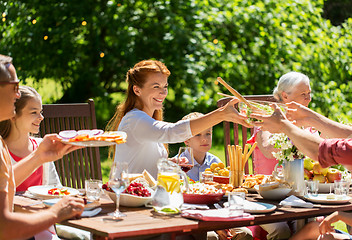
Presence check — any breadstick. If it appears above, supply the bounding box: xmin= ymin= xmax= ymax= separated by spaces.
xmin=237 ymin=145 xmax=242 ymax=185
xmin=232 ymin=145 xmax=237 ymax=186
xmin=245 ymin=142 xmax=257 ymax=163
xmin=242 ymin=144 xmax=249 ymax=168
xmin=227 ymin=145 xmax=233 ymax=172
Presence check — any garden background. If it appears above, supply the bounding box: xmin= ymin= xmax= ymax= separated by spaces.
xmin=1 ymin=0 xmax=352 ymax=177
xmin=1 ymin=0 xmax=352 ymax=231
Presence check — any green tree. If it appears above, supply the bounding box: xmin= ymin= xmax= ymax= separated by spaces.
xmin=1 ymin=0 xmax=351 ymax=130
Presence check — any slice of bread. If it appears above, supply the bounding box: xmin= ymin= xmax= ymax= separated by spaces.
xmin=142 ymin=170 xmax=157 ymax=188
xmin=128 ymin=173 xmax=144 ymax=182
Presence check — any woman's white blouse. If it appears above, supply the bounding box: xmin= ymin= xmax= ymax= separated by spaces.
xmin=114 ymin=109 xmax=192 ymax=178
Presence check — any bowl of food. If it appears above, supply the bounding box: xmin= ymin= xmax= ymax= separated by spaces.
xmin=183 ymin=182 xmax=224 ymax=204
xmin=183 ymin=192 xmax=224 ymax=205
xmin=103 ymin=180 xmax=154 ymax=207
xmin=213 ymin=175 xmax=230 ymax=184
xmin=255 ymin=182 xmax=292 ymax=200
xmin=239 ymin=101 xmax=286 ymax=124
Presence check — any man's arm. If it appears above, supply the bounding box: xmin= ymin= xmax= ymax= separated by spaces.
xmin=286 ymin=102 xmax=352 ymax=138
xmin=0 ymin=193 xmax=84 ymax=239
xmin=251 ymin=105 xmax=323 ymax=161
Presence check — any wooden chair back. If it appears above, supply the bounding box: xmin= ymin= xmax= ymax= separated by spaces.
xmin=39 ymin=99 xmax=102 ymax=188
xmin=217 ymin=95 xmax=277 ymax=174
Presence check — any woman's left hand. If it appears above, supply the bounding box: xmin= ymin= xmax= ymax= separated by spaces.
xmin=223 ymin=98 xmax=252 ymax=128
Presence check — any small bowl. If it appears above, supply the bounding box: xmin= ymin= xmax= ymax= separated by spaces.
xmin=183 ymin=192 xmax=224 ymax=204
xmin=255 ymin=185 xmax=292 ymax=200
xmin=103 ymin=189 xmax=153 ymax=207
xmin=213 ymin=176 xmax=230 ymax=184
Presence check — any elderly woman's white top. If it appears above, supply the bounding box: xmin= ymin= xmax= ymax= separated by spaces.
xmin=114 ymin=108 xmax=192 ymax=178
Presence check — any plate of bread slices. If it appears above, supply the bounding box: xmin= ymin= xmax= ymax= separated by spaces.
xmin=59 ymin=129 xmax=127 ymax=147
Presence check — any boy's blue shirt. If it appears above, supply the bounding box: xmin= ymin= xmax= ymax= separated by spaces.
xmin=177 ymin=151 xmax=221 ymax=181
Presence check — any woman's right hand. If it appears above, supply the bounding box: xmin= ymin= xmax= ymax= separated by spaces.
xmin=50 ymin=197 xmax=84 ymax=222
xmin=222 ymin=98 xmax=252 ymax=128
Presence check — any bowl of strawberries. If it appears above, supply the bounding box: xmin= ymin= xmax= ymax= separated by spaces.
xmin=102 ymin=180 xmax=153 ymax=207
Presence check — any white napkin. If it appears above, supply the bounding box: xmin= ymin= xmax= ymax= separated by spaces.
xmin=181 ymin=203 xmax=209 ymax=210
xmin=81 ymin=207 xmax=102 ymax=217
xmin=279 ymin=195 xmax=313 ymax=208
xmin=181 ymin=208 xmax=254 ymax=221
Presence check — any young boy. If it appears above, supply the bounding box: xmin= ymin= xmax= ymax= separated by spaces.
xmin=179 ymin=112 xmax=253 ymax=240
xmin=180 ymin=112 xmax=222 ymax=182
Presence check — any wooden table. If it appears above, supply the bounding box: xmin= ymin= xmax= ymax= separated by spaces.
xmin=14 ymin=192 xmax=352 ymax=240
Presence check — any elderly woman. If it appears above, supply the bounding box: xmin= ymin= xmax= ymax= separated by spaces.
xmin=251 ymin=71 xmax=313 ymax=175
xmin=247 ymin=72 xmax=313 ymax=240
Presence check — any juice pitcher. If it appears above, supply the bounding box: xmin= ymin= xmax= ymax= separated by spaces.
xmin=152 ymin=158 xmax=189 ymax=210
xmin=273 ymin=159 xmax=305 ymax=196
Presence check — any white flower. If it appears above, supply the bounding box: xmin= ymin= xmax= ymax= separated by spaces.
xmin=269 ymin=133 xmax=305 ymax=165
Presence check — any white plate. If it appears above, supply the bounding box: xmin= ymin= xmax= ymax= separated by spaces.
xmin=43 ymin=198 xmax=100 ymax=210
xmin=62 ymin=140 xmax=117 ymax=147
xmin=304 ymin=194 xmax=351 ymax=204
xmin=61 ymin=131 xmax=127 ymax=147
xmin=28 ymin=185 xmax=80 ymax=199
xmin=244 ymin=201 xmax=276 ymax=213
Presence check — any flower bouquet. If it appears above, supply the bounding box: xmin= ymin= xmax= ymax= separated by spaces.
xmin=268 ymin=133 xmax=305 ymax=165
xmin=269 ymin=133 xmax=306 ymax=195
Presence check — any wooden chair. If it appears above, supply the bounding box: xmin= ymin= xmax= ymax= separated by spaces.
xmin=217 ymin=95 xmax=277 ymax=174
xmin=39 ymin=99 xmax=102 ymax=189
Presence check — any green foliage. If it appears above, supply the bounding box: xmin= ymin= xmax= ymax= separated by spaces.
xmin=1 ymin=0 xmax=352 ymax=131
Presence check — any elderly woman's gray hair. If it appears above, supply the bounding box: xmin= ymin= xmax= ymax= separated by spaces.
xmin=273 ymin=72 xmax=310 ymax=102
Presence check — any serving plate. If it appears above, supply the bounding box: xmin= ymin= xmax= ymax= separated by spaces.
xmin=61 ymin=131 xmax=127 ymax=147
xmin=183 ymin=192 xmax=224 ymax=205
xmin=28 ymin=185 xmax=80 ymax=199
xmin=303 ymin=194 xmax=351 ymax=204
xmin=62 ymin=140 xmax=117 ymax=147
xmin=244 ymin=201 xmax=277 ymax=213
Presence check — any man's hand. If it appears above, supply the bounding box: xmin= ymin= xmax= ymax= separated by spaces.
xmin=285 ymin=102 xmax=314 ymax=128
xmin=35 ymin=134 xmax=83 ymax=164
xmin=250 ymin=104 xmax=289 ymax=133
xmin=319 ymin=211 xmax=339 ymax=235
xmin=50 ymin=197 xmax=84 ymax=222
